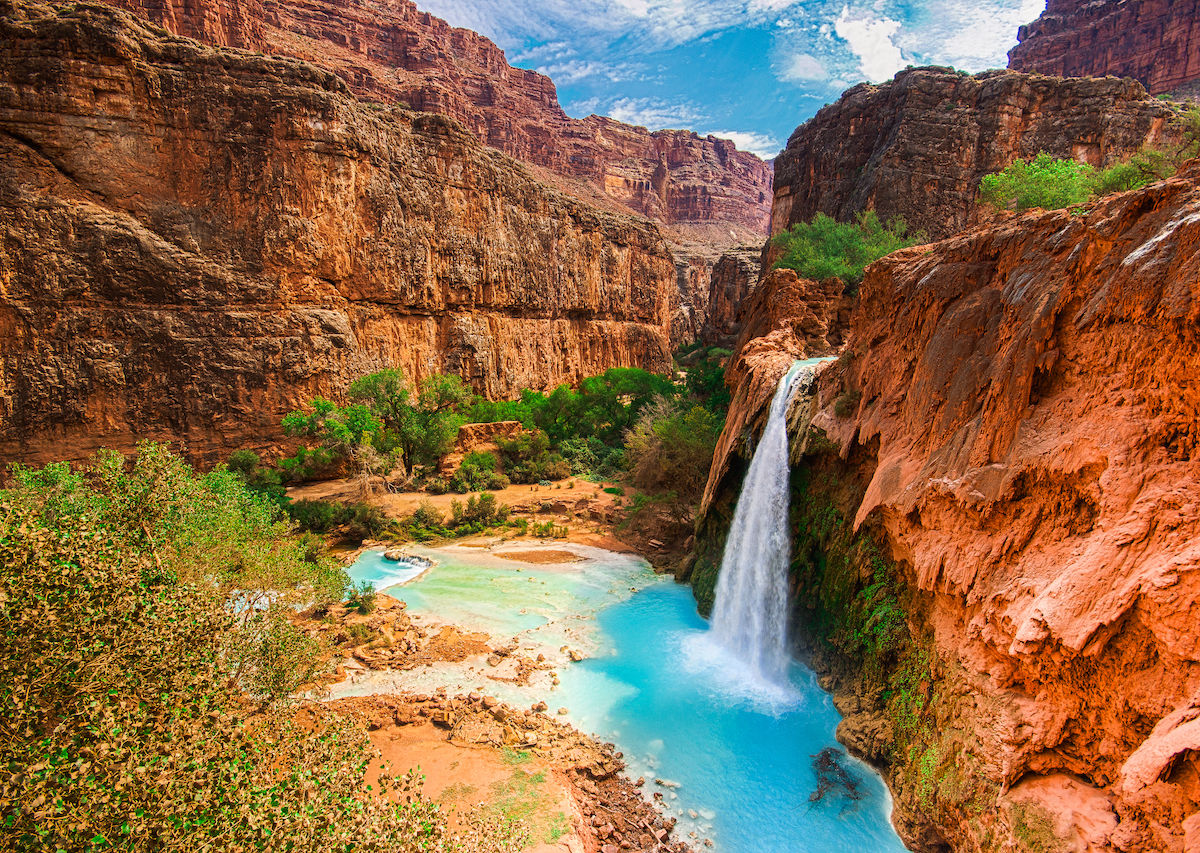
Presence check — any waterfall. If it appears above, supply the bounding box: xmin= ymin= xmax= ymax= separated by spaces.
xmin=709 ymin=361 xmax=810 ymax=683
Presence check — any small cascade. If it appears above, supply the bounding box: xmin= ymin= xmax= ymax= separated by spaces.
xmin=708 ymin=360 xmax=811 ymax=682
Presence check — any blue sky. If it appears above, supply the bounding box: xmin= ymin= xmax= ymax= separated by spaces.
xmin=418 ymin=0 xmax=1046 ymax=158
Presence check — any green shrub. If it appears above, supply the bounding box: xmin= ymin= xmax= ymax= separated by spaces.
xmin=0 ymin=446 xmax=530 ymax=853
xmin=496 ymin=430 xmax=570 ymax=484
xmin=979 ymin=152 xmax=1095 ymax=211
xmin=345 ymin=579 xmax=377 ymax=615
xmin=603 ymin=486 xmax=625 ymax=496
xmin=624 ymin=397 xmax=723 ymax=503
xmin=772 ymin=211 xmax=922 ymax=284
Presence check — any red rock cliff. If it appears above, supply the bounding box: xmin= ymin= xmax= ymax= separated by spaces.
xmin=704 ymin=169 xmax=1200 ymax=850
xmin=0 ymin=0 xmax=677 ymax=466
xmin=771 ymin=67 xmax=1177 ymax=241
xmin=102 ymin=0 xmax=773 ymax=239
xmin=1009 ymin=0 xmax=1200 ymax=96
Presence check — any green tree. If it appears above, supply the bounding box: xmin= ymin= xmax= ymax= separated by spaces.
xmin=772 ymin=211 xmax=922 ymax=284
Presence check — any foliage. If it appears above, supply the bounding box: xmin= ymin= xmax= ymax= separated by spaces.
xmin=494 ymin=430 xmax=570 ymax=484
xmin=345 ymin=579 xmax=377 ymax=615
xmin=557 ymin=437 xmax=624 ymax=479
xmin=771 ymin=211 xmax=922 ymax=284
xmin=8 ymin=444 xmax=348 ymax=611
xmin=624 ymin=397 xmax=723 ymax=503
xmin=0 ymin=445 xmax=523 ymax=852
xmin=683 ymin=346 xmax=732 ymax=415
xmin=981 ymin=118 xmax=1200 ymax=212
xmin=449 ymin=493 xmax=510 ymax=530
xmin=979 ymin=152 xmax=1096 ymax=211
xmin=449 ymin=451 xmax=508 ymax=493
xmin=285 ymin=499 xmax=388 ymax=542
xmin=282 ymin=398 xmax=384 ymax=457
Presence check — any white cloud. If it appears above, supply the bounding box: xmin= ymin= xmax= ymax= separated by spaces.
xmin=706 ymin=130 xmax=782 ymax=158
xmin=834 ymin=5 xmax=906 ymax=82
xmin=604 ymin=97 xmax=707 ymax=129
xmin=894 ymin=0 xmax=1046 ymax=70
xmin=780 ymin=51 xmax=828 ymax=82
xmin=535 ymin=59 xmax=640 ymax=83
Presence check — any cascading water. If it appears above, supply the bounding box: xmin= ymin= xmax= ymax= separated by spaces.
xmin=708 ymin=360 xmax=810 ymax=682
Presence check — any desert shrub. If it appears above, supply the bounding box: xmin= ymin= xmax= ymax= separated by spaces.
xmin=449 ymin=493 xmax=510 ymax=530
xmin=410 ymin=499 xmax=445 ymax=529
xmin=0 ymin=446 xmax=528 ymax=851
xmin=772 ymin=211 xmax=922 ymax=284
xmin=285 ymin=499 xmax=387 ymax=542
xmin=450 ymin=451 xmax=499 ymax=493
xmin=624 ymin=397 xmax=723 ymax=503
xmin=345 ymin=579 xmax=377 ymax=615
xmin=495 ymin=430 xmax=570 ymax=484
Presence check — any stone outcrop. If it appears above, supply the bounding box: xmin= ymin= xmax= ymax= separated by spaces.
xmin=771 ymin=67 xmax=1178 ymax=241
xmin=0 ymin=0 xmax=677 ymax=465
xmin=1009 ymin=0 xmax=1200 ymax=97
xmin=700 ymin=246 xmax=761 ymax=345
xmin=102 ymin=0 xmax=773 ymax=238
xmin=701 ymin=167 xmax=1200 ymax=850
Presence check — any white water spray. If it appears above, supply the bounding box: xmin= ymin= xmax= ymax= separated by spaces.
xmin=709 ymin=360 xmax=813 ymax=683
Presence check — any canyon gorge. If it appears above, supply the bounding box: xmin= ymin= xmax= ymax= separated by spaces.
xmin=3 ymin=0 xmax=1200 ymax=851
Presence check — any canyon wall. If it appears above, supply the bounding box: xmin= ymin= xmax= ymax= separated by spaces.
xmin=103 ymin=0 xmax=773 ymax=239
xmin=0 ymin=0 xmax=677 ymax=465
xmin=1009 ymin=0 xmax=1200 ymax=97
xmin=771 ymin=67 xmax=1177 ymax=241
xmin=699 ymin=168 xmax=1200 ymax=851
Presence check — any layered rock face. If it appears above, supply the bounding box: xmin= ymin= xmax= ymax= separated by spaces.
xmin=1009 ymin=0 xmax=1200 ymax=96
xmin=103 ymin=0 xmax=773 ymax=237
xmin=771 ymin=67 xmax=1177 ymax=241
xmin=0 ymin=0 xmax=676 ymax=465
xmin=703 ymin=169 xmax=1200 ymax=850
xmin=700 ymin=247 xmax=762 ymax=345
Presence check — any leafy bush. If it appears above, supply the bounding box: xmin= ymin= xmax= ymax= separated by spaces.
xmin=772 ymin=211 xmax=922 ymax=284
xmin=449 ymin=493 xmax=510 ymax=530
xmin=0 ymin=449 xmax=523 ymax=853
xmin=495 ymin=430 xmax=570 ymax=484
xmin=624 ymin=397 xmax=723 ymax=503
xmin=345 ymin=579 xmax=377 ymax=615
xmin=450 ymin=451 xmax=500 ymax=493
xmin=285 ymin=499 xmax=388 ymax=542
xmin=410 ymin=499 xmax=445 ymax=529
xmin=979 ymin=152 xmax=1096 ymax=211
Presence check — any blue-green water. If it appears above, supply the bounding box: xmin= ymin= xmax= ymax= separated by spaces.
xmin=344 ymin=545 xmax=908 ymax=853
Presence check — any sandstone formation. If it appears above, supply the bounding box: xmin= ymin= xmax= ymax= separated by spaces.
xmin=102 ymin=0 xmax=774 ymax=343
xmin=771 ymin=67 xmax=1178 ymax=241
xmin=0 ymin=0 xmax=677 ymax=465
xmin=1009 ymin=0 xmax=1200 ymax=96
xmin=700 ymin=246 xmax=762 ymax=345
xmin=102 ymin=0 xmax=773 ymax=238
xmin=701 ymin=168 xmax=1200 ymax=850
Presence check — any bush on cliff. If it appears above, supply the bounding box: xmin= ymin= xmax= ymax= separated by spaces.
xmin=979 ymin=152 xmax=1096 ymax=211
xmin=982 ymin=114 xmax=1200 ymax=211
xmin=0 ymin=443 xmax=522 ymax=853
xmin=771 ymin=211 xmax=922 ymax=285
